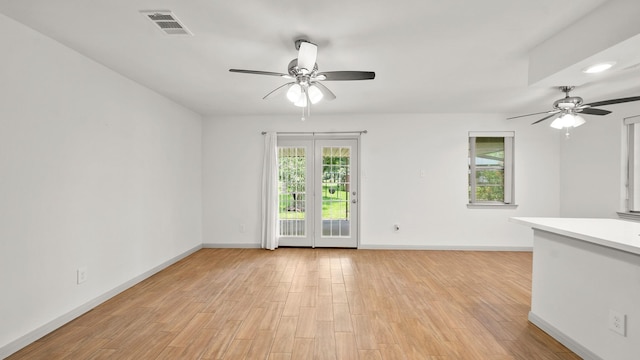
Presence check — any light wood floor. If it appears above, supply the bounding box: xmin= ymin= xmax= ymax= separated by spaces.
xmin=8 ymin=248 xmax=579 ymax=360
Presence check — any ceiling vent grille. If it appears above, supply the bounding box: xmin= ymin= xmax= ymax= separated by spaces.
xmin=141 ymin=11 xmax=192 ymax=36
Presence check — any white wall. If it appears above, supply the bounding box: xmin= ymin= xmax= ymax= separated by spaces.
xmin=559 ymin=101 xmax=639 ymax=217
xmin=0 ymin=14 xmax=202 ymax=354
xmin=203 ymin=113 xmax=561 ymax=249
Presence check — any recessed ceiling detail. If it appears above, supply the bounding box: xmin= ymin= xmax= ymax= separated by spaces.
xmin=140 ymin=10 xmax=192 ymax=36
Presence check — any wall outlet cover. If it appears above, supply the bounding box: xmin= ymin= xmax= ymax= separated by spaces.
xmin=77 ymin=267 xmax=88 ymax=284
xmin=608 ymin=309 xmax=626 ymax=337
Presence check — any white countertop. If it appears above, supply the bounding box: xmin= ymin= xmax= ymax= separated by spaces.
xmin=510 ymin=217 xmax=640 ymax=256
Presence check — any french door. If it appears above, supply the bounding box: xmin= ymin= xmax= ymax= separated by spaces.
xmin=277 ymin=138 xmax=359 ymax=248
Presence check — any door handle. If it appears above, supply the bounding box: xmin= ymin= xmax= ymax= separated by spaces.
xmin=352 ymin=199 xmax=357 ymax=204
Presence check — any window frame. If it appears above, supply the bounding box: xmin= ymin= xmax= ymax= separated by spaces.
xmin=468 ymin=131 xmax=516 ymax=208
xmin=619 ymin=115 xmax=640 ymax=220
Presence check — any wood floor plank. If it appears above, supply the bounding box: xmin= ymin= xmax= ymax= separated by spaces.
xmin=85 ymin=349 xmax=117 ymax=359
xmin=335 ymin=332 xmax=359 ymax=359
xmin=199 ymin=319 xmax=242 ymax=359
xmin=282 ymin=292 xmax=303 ymax=317
xmin=359 ymin=349 xmax=383 ymax=359
xmin=301 ymin=285 xmax=318 ymax=307
xmin=6 ymin=249 xmax=577 ymax=360
xmin=268 ymin=353 xmax=292 ymax=360
xmin=316 ymin=294 xmax=334 ymax=321
xmin=169 ymin=312 xmax=213 ymax=347
xmin=378 ymin=343 xmax=407 ymax=360
xmin=352 ymin=314 xmax=379 ymax=350
xmin=271 ymin=316 xmax=298 ymax=353
xmin=314 ymin=321 xmax=337 ymax=360
xmin=235 ymin=306 xmax=268 ymax=340
xmin=332 ymin=282 xmax=348 ymax=304
xmin=260 ymin=301 xmax=286 ymax=331
xmin=333 ymin=302 xmax=354 ymax=332
xmin=291 ymin=338 xmax=314 ymax=359
xmin=295 ymin=307 xmax=317 ymax=338
xmin=224 ymin=339 xmax=253 ymax=359
xmin=246 ymin=330 xmax=276 ymax=359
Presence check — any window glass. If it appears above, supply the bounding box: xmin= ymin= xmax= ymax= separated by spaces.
xmin=474 ymin=137 xmax=505 ymax=202
xmin=468 ymin=132 xmax=514 ymax=205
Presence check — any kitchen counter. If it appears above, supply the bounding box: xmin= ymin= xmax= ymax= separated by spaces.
xmin=511 ymin=217 xmax=640 ymax=360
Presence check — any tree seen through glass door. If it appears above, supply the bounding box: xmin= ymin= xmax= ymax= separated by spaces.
xmin=321 ymin=147 xmax=351 ymax=237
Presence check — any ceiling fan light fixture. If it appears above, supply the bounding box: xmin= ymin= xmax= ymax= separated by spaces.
xmin=294 ymin=95 xmax=308 ymax=108
xmin=286 ymin=83 xmax=302 ymax=103
xmin=550 ymin=113 xmax=586 ymax=129
xmin=308 ymin=85 xmax=323 ymax=104
xmin=582 ymin=62 xmax=616 ymax=74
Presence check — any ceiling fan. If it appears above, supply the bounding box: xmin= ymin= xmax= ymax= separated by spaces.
xmin=508 ymin=86 xmax=640 ymax=129
xmin=229 ymin=39 xmax=375 ymax=119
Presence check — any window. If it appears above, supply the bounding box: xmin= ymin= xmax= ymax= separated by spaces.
xmin=468 ymin=132 xmax=515 ymax=206
xmin=623 ymin=116 xmax=640 ymax=214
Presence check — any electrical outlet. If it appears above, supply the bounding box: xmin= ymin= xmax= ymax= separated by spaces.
xmin=77 ymin=267 xmax=87 ymax=284
xmin=608 ymin=309 xmax=626 ymax=336
xmin=239 ymin=224 xmax=246 ymax=233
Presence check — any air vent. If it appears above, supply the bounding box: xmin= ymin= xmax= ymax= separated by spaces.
xmin=141 ymin=10 xmax=192 ymax=36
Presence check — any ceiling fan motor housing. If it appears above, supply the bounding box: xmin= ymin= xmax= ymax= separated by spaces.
xmin=554 ymin=96 xmax=583 ymax=110
xmin=288 ymin=59 xmax=318 ymax=77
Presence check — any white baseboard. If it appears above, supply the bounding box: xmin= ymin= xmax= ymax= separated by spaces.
xmin=202 ymin=243 xmax=532 ymax=251
xmin=0 ymin=244 xmax=202 ymax=359
xmin=358 ymin=244 xmax=533 ymax=251
xmin=203 ymin=243 xmax=261 ymax=248
xmin=528 ymin=311 xmax=602 ymax=360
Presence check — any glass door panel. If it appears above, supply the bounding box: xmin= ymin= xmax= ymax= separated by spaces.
xmin=315 ymin=140 xmax=358 ymax=248
xmin=277 ymin=140 xmax=313 ymax=247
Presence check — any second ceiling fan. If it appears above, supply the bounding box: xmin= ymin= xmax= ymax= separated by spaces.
xmin=508 ymin=86 xmax=640 ymax=129
xmin=229 ymin=40 xmax=375 ymax=119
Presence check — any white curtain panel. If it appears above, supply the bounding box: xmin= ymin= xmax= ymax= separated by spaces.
xmin=261 ymin=132 xmax=279 ymax=250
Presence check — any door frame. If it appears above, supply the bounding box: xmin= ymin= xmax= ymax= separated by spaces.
xmin=313 ymin=139 xmax=359 ymax=248
xmin=276 ymin=135 xmax=361 ymax=248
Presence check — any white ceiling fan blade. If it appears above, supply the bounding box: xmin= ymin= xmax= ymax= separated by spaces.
xmin=297 ymin=41 xmax=317 ymax=72
xmin=229 ymin=69 xmax=291 ymax=78
xmin=263 ymin=82 xmax=295 ymax=100
xmin=312 ymin=82 xmax=336 ymax=101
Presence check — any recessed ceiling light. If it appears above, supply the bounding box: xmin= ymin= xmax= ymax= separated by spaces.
xmin=582 ymin=62 xmax=616 ymax=74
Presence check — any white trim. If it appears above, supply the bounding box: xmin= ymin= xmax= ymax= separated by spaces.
xmin=468 ymin=131 xmax=515 ymax=137
xmin=469 ymin=136 xmax=477 ymax=203
xmin=504 ymin=136 xmax=514 ymax=203
xmin=0 ymin=244 xmax=202 ymax=359
xmin=622 ymin=114 xmax=640 ymax=125
xmin=202 ymin=243 xmax=261 ymax=248
xmin=467 ymin=203 xmax=518 ymax=209
xmin=628 ymin=122 xmax=636 ymax=211
xmin=616 ymin=211 xmax=640 ymax=222
xmin=358 ymin=244 xmax=532 ymax=251
xmin=528 ymin=312 xmax=603 ymax=360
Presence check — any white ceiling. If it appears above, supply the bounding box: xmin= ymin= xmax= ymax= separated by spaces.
xmin=1 ymin=0 xmax=639 ymax=119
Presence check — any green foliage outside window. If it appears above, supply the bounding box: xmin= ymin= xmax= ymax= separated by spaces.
xmin=470 ymin=137 xmax=506 ymax=203
xmin=474 ymin=169 xmax=504 ymax=201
